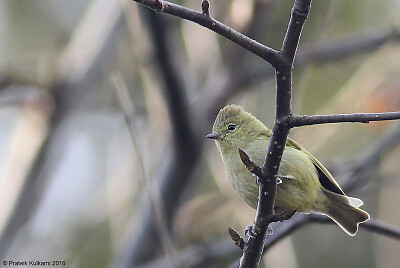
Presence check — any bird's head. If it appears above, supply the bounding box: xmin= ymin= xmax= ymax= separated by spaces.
xmin=207 ymin=105 xmax=267 ymax=151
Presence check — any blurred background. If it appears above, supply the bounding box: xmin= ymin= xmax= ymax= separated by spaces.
xmin=1 ymin=0 xmax=400 ymax=267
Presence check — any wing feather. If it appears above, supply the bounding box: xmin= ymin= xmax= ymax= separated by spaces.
xmin=286 ymin=137 xmax=345 ymax=195
xmin=261 ymin=131 xmax=345 ymax=195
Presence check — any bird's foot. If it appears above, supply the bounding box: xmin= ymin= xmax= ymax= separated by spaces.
xmin=267 ymin=225 xmax=274 ymax=235
xmin=244 ymin=224 xmax=257 ymax=238
xmin=255 ymin=175 xmax=295 ymax=186
xmin=245 ymin=224 xmax=274 ymax=237
xmin=277 ymin=175 xmax=296 ymax=181
xmin=254 ymin=177 xmax=266 ymax=187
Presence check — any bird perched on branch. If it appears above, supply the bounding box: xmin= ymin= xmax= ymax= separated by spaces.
xmin=207 ymin=104 xmax=369 ymax=236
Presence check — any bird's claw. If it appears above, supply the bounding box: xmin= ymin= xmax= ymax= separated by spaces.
xmin=276 ymin=175 xmax=295 ymax=185
xmin=254 ymin=177 xmax=266 ymax=186
xmin=277 ymin=175 xmax=295 ymax=180
xmin=254 ymin=175 xmax=294 ymax=186
xmin=244 ymin=225 xmax=257 ymax=238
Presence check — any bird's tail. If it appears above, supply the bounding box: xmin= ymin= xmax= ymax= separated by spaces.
xmin=323 ymin=189 xmax=370 ymax=236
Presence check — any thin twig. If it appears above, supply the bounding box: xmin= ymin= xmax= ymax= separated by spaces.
xmin=239 ymin=1 xmax=312 ymax=267
xmin=361 ymin=219 xmax=400 ymax=239
xmin=290 ymin=112 xmax=400 ymax=127
xmin=132 ymin=0 xmax=281 ymax=66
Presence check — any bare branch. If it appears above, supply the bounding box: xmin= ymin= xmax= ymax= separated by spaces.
xmin=281 ymin=0 xmax=312 ymax=63
xmin=290 ymin=111 xmax=400 ymax=127
xmin=239 ymin=1 xmax=312 ymax=267
xmin=361 ymin=219 xmax=400 ymax=239
xmin=122 ymin=1 xmax=284 ymax=265
xmin=132 ymin=0 xmax=281 ymax=66
xmin=229 ymin=214 xmax=310 ymax=268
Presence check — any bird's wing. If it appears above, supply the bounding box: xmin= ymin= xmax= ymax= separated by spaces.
xmin=261 ymin=130 xmax=345 ymax=195
xmin=286 ymin=137 xmax=345 ymax=195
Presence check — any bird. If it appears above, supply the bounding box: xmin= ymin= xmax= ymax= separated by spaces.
xmin=207 ymin=104 xmax=370 ymax=236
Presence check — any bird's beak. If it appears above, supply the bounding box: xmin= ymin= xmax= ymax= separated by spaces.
xmin=206 ymin=133 xmax=221 ymax=140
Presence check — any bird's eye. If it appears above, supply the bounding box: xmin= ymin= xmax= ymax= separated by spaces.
xmin=228 ymin=124 xmax=236 ymax=131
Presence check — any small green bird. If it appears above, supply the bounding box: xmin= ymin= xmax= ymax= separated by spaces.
xmin=207 ymin=104 xmax=369 ymax=236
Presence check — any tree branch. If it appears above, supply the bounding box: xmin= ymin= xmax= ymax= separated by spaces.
xmin=290 ymin=111 xmax=400 ymax=127
xmin=360 ymin=219 xmax=400 ymax=239
xmin=239 ymin=1 xmax=311 ymax=267
xmin=132 ymin=0 xmax=281 ymax=66
xmin=281 ymin=1 xmax=311 ymax=63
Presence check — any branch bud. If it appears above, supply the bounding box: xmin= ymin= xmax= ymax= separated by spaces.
xmin=201 ymin=0 xmax=210 ymax=16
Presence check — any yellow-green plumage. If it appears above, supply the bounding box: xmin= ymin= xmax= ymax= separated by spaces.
xmin=208 ymin=104 xmax=369 ymax=236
